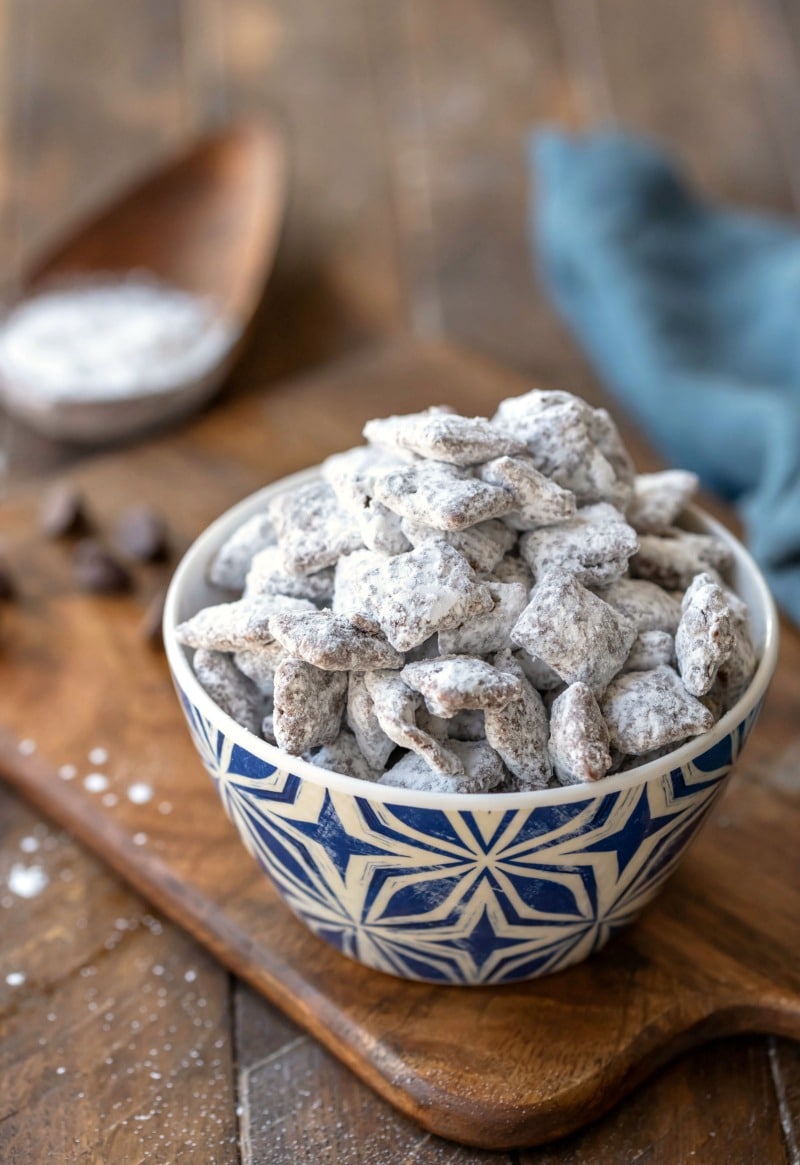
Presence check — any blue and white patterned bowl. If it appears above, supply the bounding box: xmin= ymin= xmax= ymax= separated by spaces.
xmin=164 ymin=470 xmax=779 ymax=985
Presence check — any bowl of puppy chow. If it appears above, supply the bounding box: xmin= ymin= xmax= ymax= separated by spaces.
xmin=164 ymin=390 xmax=778 ymax=985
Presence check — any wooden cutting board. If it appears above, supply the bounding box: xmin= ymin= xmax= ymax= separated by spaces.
xmin=1 ymin=340 xmax=799 ymax=1150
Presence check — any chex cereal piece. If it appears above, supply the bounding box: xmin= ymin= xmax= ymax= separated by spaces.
xmin=710 ymin=589 xmax=757 ymax=710
xmin=631 ymin=530 xmax=733 ymax=591
xmin=373 ymin=461 xmax=514 ymax=532
xmin=628 ymin=470 xmax=700 ymax=535
xmin=520 ymin=506 xmax=638 ymax=587
xmin=549 ymin=682 xmax=612 ymax=785
xmin=244 ymin=546 xmax=335 ymax=604
xmin=334 ymin=542 xmax=493 ymax=652
xmin=593 ymin=578 xmax=682 ymax=634
xmin=307 ymin=729 xmax=382 ymax=783
xmin=364 ymin=671 xmax=463 ymax=775
xmin=623 ymin=630 xmax=675 ymax=673
xmin=269 ymin=480 xmax=363 ymax=575
xmin=484 ymin=651 xmax=551 ymax=788
xmin=511 ymin=569 xmax=637 ymax=692
xmin=438 ymin=581 xmax=528 ymax=655
xmin=447 ymin=709 xmax=486 ymax=741
xmin=346 ymin=672 xmax=397 ymax=769
xmin=365 ymin=408 xmax=524 ymax=466
xmin=272 ymin=659 xmax=347 ymax=754
xmin=492 ymin=395 xmax=618 ymax=503
xmin=400 ymin=517 xmax=515 ymax=573
xmin=364 ymin=405 xmax=454 ymax=451
xmin=514 ymin=649 xmax=565 ymax=691
xmin=176 ymin=594 xmax=315 ymax=652
xmin=378 ymin=752 xmax=463 ymax=795
xmin=268 ymin=609 xmax=404 ymax=671
xmin=600 ymin=666 xmax=714 ymax=755
xmin=490 ymin=554 xmax=534 ymax=589
xmin=675 ymin=573 xmax=736 ymax=697
xmin=588 ymin=408 xmax=636 ymax=511
xmin=401 ymin=656 xmax=522 ymax=719
xmin=193 ymin=649 xmax=263 ymax=735
xmin=448 ymin=740 xmax=508 ymax=791
xmin=324 ymin=446 xmax=411 ymax=554
xmin=234 ymin=641 xmax=286 ymax=697
xmin=478 ymin=455 xmax=576 ymax=529
xmin=208 ymin=513 xmax=276 ymax=590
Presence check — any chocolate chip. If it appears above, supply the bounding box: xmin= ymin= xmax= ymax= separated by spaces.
xmin=114 ymin=505 xmax=169 ymax=562
xmin=140 ymin=586 xmax=168 ymax=648
xmin=39 ymin=483 xmax=90 ymax=539
xmin=71 ymin=539 xmax=132 ymax=594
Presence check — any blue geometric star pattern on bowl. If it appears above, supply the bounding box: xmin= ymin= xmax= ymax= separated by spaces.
xmin=177 ymin=686 xmax=762 ymax=984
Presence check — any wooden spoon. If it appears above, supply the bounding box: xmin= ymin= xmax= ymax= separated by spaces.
xmin=1 ymin=119 xmax=287 ymax=443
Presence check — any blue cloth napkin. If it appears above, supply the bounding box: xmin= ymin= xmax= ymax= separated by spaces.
xmin=530 ymin=128 xmax=800 ymax=623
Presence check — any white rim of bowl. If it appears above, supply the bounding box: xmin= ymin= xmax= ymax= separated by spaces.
xmin=164 ymin=467 xmax=780 ymax=811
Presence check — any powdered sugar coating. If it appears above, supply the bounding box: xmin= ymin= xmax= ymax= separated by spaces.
xmin=631 ymin=531 xmax=733 ymax=591
xmin=623 ymin=630 xmax=675 ymax=673
xmin=478 ymin=455 xmax=576 ymax=530
xmin=364 ymin=671 xmax=462 ymax=775
xmin=268 ymin=609 xmax=404 ymax=671
xmin=378 ymin=740 xmax=505 ymax=794
xmin=675 ymin=573 xmax=736 ymax=696
xmin=244 ymin=546 xmax=335 ymax=604
xmin=207 ymin=513 xmax=276 ymax=591
xmin=193 ymin=649 xmax=263 ymax=736
xmin=549 ymin=683 xmax=612 ymax=785
xmin=269 ymin=480 xmax=363 ymax=575
xmin=176 ymin=594 xmax=315 ymax=652
xmin=520 ymin=506 xmax=639 ymax=587
xmin=484 ymin=650 xmax=551 ymax=789
xmin=334 ymin=542 xmax=493 ymax=652
xmin=346 ymin=672 xmax=396 ymax=770
xmin=438 ymin=581 xmax=528 ymax=656
xmin=234 ymin=642 xmax=286 ymax=697
xmin=272 ymin=659 xmax=347 ymax=754
xmin=307 ymin=729 xmax=382 ymax=783
xmin=628 ymin=470 xmax=700 ymax=535
xmin=512 ymin=569 xmax=637 ymax=692
xmin=593 ymin=578 xmax=682 ymax=634
xmin=323 ymin=445 xmax=412 ymax=554
xmin=400 ymin=517 xmax=515 ymax=573
xmin=489 ymin=554 xmax=534 ymax=589
xmin=374 ymin=461 xmax=514 ymax=532
xmin=601 ymin=666 xmax=714 ymax=755
xmin=401 ymin=656 xmax=522 ymax=718
xmin=365 ymin=408 xmax=524 ymax=466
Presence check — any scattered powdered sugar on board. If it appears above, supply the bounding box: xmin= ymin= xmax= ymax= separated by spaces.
xmin=0 ymin=274 xmax=239 ymax=403
xmin=88 ymin=746 xmax=109 ymax=766
xmin=8 ymin=863 xmax=49 ymax=898
xmin=83 ymin=772 xmax=109 ymax=793
xmin=17 ymin=738 xmax=36 ymax=755
xmin=127 ymin=783 xmax=154 ymax=805
xmin=19 ymin=836 xmax=40 ymax=854
xmin=58 ymin=764 xmax=77 ymax=781
xmin=133 ymin=833 xmax=148 ymax=846
xmin=5 ymin=971 xmax=25 ymax=986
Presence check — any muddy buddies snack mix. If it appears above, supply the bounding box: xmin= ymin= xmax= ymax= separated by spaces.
xmin=178 ymin=388 xmax=759 ymax=792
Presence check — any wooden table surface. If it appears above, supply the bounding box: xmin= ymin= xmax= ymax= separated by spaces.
xmin=1 ymin=2 xmax=799 ymax=1162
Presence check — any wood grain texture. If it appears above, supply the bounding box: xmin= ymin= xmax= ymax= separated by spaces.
xmin=1 ymin=341 xmax=798 ymax=1150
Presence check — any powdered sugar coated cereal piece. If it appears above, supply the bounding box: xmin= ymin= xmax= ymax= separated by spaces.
xmin=244 ymin=546 xmax=335 ymax=604
xmin=588 ymin=408 xmax=636 ymax=511
xmin=549 ymin=683 xmax=612 ymax=785
xmin=207 ymin=513 xmax=276 ymax=590
xmin=709 ymin=588 xmax=757 ymax=710
xmin=601 ymin=666 xmax=714 ymax=755
xmin=478 ymin=455 xmax=576 ymax=529
xmin=628 ymin=470 xmax=700 ymax=535
xmin=176 ymin=594 xmax=315 ymax=652
xmin=483 ymin=650 xmax=551 ymax=789
xmin=346 ymin=672 xmax=396 ymax=770
xmin=364 ymin=671 xmax=463 ymax=775
xmin=268 ymin=609 xmax=404 ymax=671
xmin=593 ymin=578 xmax=682 ymax=634
xmin=193 ymin=649 xmax=263 ymax=735
xmin=631 ymin=530 xmax=733 ymax=591
xmin=438 ymin=581 xmax=528 ymax=655
xmin=520 ymin=506 xmax=638 ymax=587
xmin=334 ymin=542 xmax=493 ymax=652
xmin=489 ymin=554 xmax=534 ymax=589
xmin=374 ymin=461 xmax=514 ymax=532
xmin=272 ymin=659 xmax=347 ymax=754
xmin=401 ymin=656 xmax=522 ymax=718
xmin=675 ymin=573 xmax=736 ymax=696
xmin=511 ymin=569 xmax=637 ymax=692
xmin=233 ymin=641 xmax=286 ymax=697
xmin=269 ymin=480 xmax=363 ymax=575
xmin=513 ymin=648 xmax=565 ymax=691
xmin=323 ymin=445 xmax=412 ymax=554
xmin=365 ymin=408 xmax=524 ymax=466
xmin=378 ymin=751 xmax=464 ymax=795
xmin=307 ymin=729 xmax=382 ymax=783
xmin=400 ymin=517 xmax=514 ymax=573
xmin=446 ymin=709 xmax=486 ymax=741
xmin=378 ymin=741 xmax=504 ymax=794
xmin=448 ymin=740 xmax=508 ymax=791
xmin=623 ymin=630 xmax=675 ymax=673
xmin=364 ymin=405 xmax=455 ymax=452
